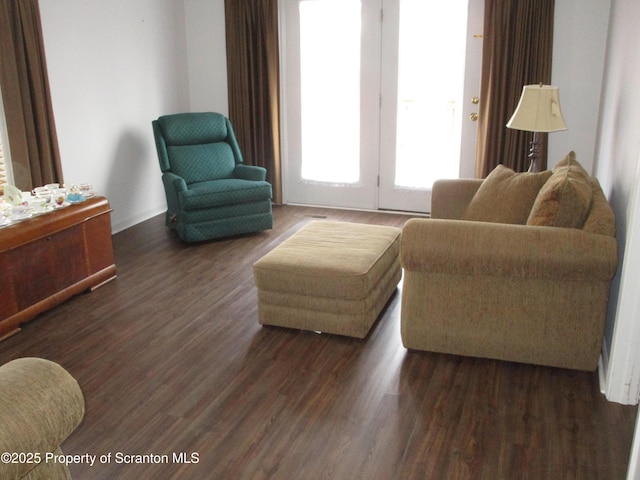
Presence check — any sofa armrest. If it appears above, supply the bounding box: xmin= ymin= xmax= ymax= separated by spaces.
xmin=431 ymin=178 xmax=483 ymax=219
xmin=0 ymin=358 xmax=85 ymax=479
xmin=234 ymin=164 xmax=267 ymax=182
xmin=400 ymin=218 xmax=618 ymax=282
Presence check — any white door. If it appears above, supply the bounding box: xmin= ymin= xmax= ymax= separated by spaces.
xmin=378 ymin=0 xmax=483 ymax=212
xmin=280 ymin=0 xmax=381 ymax=210
xmin=280 ymin=0 xmax=483 ymax=212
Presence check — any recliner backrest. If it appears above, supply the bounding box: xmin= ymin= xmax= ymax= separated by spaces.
xmin=153 ymin=112 xmax=244 ymax=183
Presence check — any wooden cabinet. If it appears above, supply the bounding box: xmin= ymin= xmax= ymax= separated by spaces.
xmin=0 ymin=196 xmax=116 ymax=340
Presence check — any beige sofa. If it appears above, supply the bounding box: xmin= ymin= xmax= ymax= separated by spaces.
xmin=0 ymin=358 xmax=85 ymax=479
xmin=400 ymin=152 xmax=618 ymax=371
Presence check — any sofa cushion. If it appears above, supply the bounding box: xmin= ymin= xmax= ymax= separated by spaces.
xmin=158 ymin=112 xmax=228 ymax=146
xmin=167 ymin=143 xmax=236 ymax=183
xmin=527 ymin=151 xmax=593 ymax=229
xmin=461 ymin=165 xmax=552 ymax=224
xmin=180 ymin=179 xmax=272 ymax=209
xmin=582 ymin=177 xmax=616 ymax=236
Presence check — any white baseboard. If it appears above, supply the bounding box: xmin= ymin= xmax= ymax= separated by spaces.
xmin=111 ymin=206 xmax=166 ymax=234
xmin=599 ymin=338 xmax=609 ymax=394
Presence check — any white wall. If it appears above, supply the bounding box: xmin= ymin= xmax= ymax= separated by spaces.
xmin=591 ymin=0 xmax=640 ymax=406
xmin=549 ymin=0 xmax=611 ymax=172
xmin=39 ymin=0 xmax=228 ymax=232
xmin=39 ymin=0 xmax=191 ymax=233
xmin=185 ymin=0 xmax=228 ymax=114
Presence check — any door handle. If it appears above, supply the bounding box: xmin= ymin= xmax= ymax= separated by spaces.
xmin=470 ymin=113 xmax=478 ymax=121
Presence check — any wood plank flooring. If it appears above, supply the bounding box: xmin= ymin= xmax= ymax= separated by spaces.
xmin=0 ymin=204 xmax=637 ymax=479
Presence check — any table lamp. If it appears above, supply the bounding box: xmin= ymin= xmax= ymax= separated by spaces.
xmin=506 ymin=84 xmax=568 ymax=172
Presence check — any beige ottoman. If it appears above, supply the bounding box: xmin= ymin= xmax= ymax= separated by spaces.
xmin=252 ymin=221 xmax=401 ymax=338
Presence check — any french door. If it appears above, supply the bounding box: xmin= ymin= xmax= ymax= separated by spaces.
xmin=280 ymin=0 xmax=483 ymax=213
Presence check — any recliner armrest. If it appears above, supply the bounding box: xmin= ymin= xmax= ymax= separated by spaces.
xmin=234 ymin=164 xmax=267 ymax=182
xmin=162 ymin=171 xmax=187 ymax=192
xmin=400 ymin=218 xmax=618 ymax=282
xmin=162 ymin=172 xmax=187 ymax=211
xmin=0 ymin=358 xmax=85 ymax=479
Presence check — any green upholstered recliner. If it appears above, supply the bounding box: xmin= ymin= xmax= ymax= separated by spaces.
xmin=152 ymin=112 xmax=273 ymax=242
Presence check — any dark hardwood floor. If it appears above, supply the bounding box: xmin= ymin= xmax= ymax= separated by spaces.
xmin=0 ymin=204 xmax=637 ymax=479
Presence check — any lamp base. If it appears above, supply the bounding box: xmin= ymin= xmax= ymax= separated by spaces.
xmin=527 ymin=132 xmax=541 ymax=172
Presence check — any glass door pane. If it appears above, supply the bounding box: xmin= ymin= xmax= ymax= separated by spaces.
xmin=299 ymin=0 xmax=361 ymax=183
xmin=394 ymin=0 xmax=467 ymax=189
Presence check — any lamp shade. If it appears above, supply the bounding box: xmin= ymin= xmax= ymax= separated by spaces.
xmin=506 ymin=84 xmax=568 ymax=132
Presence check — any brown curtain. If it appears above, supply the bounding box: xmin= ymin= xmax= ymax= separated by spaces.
xmin=475 ymin=0 xmax=555 ymax=177
xmin=224 ymin=0 xmax=282 ymax=204
xmin=0 ymin=0 xmax=62 ymax=190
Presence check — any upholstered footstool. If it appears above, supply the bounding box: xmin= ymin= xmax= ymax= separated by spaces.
xmin=252 ymin=221 xmax=401 ymax=338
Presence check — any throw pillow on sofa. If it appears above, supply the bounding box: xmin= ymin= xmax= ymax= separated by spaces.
xmin=527 ymin=151 xmax=593 ymax=229
xmin=461 ymin=165 xmax=552 ymax=224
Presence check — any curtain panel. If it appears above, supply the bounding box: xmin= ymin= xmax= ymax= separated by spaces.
xmin=0 ymin=0 xmax=62 ymax=190
xmin=224 ymin=0 xmax=282 ymax=204
xmin=475 ymin=0 xmax=555 ymax=177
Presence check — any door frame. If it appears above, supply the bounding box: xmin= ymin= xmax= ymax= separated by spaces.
xmin=458 ymin=0 xmax=484 ymax=179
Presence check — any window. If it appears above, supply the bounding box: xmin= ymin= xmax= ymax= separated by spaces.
xmin=0 ymin=84 xmax=13 ymax=187
xmin=0 ymin=137 xmax=7 ymax=187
